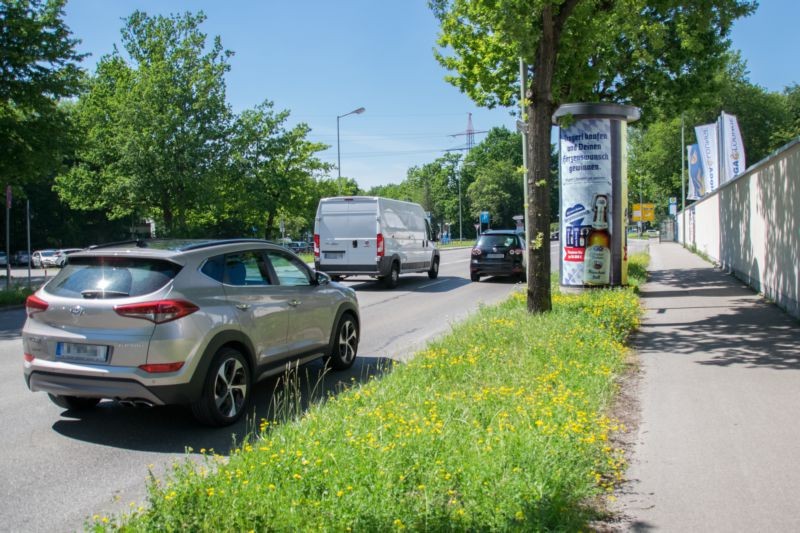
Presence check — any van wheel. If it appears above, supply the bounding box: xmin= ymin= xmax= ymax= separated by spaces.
xmin=326 ymin=313 xmax=359 ymax=370
xmin=191 ymin=347 xmax=251 ymax=427
xmin=383 ymin=262 xmax=400 ymax=289
xmin=470 ymin=272 xmax=480 ymax=282
xmin=48 ymin=394 xmax=100 ymax=411
xmin=428 ymin=257 xmax=439 ymax=279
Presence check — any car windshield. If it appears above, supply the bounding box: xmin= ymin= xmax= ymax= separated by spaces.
xmin=45 ymin=257 xmax=182 ymax=299
xmin=40 ymin=251 xmax=56 ymax=257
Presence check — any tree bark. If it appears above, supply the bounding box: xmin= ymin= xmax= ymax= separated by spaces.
xmin=525 ymin=6 xmax=559 ymax=313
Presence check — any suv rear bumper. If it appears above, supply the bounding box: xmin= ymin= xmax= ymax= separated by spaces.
xmin=26 ymin=370 xmax=195 ymax=406
xmin=315 ymin=256 xmax=394 ymax=277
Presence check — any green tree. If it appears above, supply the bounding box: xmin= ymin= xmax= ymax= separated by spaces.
xmin=0 ymin=0 xmax=85 ymax=188
xmin=431 ymin=0 xmax=755 ymax=313
xmin=467 ymin=159 xmax=523 ymax=228
xmin=220 ymin=100 xmax=331 ymax=240
xmin=629 ymin=53 xmax=793 ymax=216
xmin=55 ymin=11 xmax=231 ymax=236
xmin=771 ymin=83 xmax=800 ymax=148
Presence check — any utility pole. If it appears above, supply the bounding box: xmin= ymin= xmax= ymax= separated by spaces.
xmin=447 ymin=113 xmax=488 ymax=240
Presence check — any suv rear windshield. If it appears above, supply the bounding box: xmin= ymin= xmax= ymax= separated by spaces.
xmin=44 ymin=257 xmax=181 ymax=299
xmin=477 ymin=234 xmax=519 ymax=248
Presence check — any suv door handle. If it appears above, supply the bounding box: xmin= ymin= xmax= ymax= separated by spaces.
xmin=235 ymin=304 xmax=250 ymax=311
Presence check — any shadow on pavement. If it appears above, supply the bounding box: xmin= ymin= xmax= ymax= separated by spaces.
xmin=50 ymin=355 xmax=395 ymax=454
xmin=636 ymin=267 xmax=800 ymax=371
xmin=0 ymin=307 xmax=25 ymax=339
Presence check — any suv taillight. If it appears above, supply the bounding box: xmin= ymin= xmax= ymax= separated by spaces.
xmin=376 ymin=233 xmax=384 ymax=257
xmin=313 ymin=234 xmax=320 ymax=258
xmin=114 ymin=300 xmax=199 ymax=324
xmin=25 ymin=294 xmax=49 ymax=317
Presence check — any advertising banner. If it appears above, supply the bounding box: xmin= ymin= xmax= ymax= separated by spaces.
xmin=695 ymin=123 xmax=719 ymax=193
xmin=560 ymin=118 xmax=612 ymax=286
xmin=721 ymin=112 xmax=746 ymax=183
xmin=687 ymin=143 xmax=705 ymax=199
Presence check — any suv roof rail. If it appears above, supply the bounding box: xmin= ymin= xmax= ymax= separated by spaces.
xmin=87 ymin=239 xmax=147 ymax=250
xmin=179 ymin=238 xmax=269 ymax=251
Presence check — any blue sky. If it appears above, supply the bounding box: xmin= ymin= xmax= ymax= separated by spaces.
xmin=64 ymin=1 xmax=798 ymax=190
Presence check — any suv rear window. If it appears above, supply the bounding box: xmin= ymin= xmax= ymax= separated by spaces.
xmin=477 ymin=234 xmax=519 ymax=248
xmin=44 ymin=257 xmax=181 ymax=299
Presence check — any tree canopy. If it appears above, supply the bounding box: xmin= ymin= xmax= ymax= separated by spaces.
xmin=0 ymin=0 xmax=85 ymax=188
xmin=431 ymin=0 xmax=756 ymax=312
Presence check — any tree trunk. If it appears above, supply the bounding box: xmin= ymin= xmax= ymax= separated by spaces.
xmin=525 ymin=7 xmax=558 ymax=314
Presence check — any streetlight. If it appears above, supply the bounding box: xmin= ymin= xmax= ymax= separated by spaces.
xmin=336 ymin=107 xmax=365 ymax=194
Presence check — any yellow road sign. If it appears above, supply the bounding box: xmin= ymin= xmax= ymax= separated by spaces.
xmin=631 ymin=203 xmax=655 ymax=222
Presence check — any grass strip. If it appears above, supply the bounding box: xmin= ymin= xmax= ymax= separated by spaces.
xmin=96 ymin=254 xmax=648 ymax=532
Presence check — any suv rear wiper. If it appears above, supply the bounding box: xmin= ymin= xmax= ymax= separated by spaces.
xmin=81 ymin=289 xmax=130 ymax=299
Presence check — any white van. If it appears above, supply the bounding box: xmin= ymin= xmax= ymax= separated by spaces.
xmin=314 ymin=196 xmax=440 ymax=288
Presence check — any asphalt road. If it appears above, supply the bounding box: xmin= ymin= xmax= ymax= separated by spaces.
xmin=0 ymin=245 xmax=561 ymax=532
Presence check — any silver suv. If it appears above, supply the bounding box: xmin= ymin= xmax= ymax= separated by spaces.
xmin=22 ymin=239 xmax=360 ymax=426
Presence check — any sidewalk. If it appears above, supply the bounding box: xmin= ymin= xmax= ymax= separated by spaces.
xmin=616 ymin=242 xmax=800 ymax=531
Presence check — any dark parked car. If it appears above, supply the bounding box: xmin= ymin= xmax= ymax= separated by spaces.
xmin=14 ymin=250 xmax=31 ymax=266
xmin=23 ymin=238 xmax=360 ymax=426
xmin=286 ymin=241 xmax=311 ymax=254
xmin=469 ymin=230 xmax=526 ymax=282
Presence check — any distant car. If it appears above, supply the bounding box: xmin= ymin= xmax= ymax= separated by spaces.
xmin=550 ymin=230 xmax=559 ymax=241
xmin=0 ymin=252 xmax=7 ymax=267
xmin=14 ymin=250 xmax=31 ymax=266
xmin=286 ymin=241 xmax=310 ymax=254
xmin=32 ymin=249 xmax=58 ymax=268
xmin=645 ymin=229 xmax=660 ymax=238
xmin=470 ymin=229 xmax=526 ymax=282
xmin=54 ymin=248 xmax=83 ymax=267
xmin=22 ymin=238 xmax=360 ymax=426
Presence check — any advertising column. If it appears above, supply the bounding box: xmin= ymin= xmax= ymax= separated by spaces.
xmin=553 ymin=103 xmax=640 ymax=288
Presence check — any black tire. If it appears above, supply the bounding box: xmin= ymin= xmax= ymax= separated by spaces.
xmin=382 ymin=262 xmax=400 ymax=289
xmin=427 ymin=257 xmax=440 ymax=279
xmin=470 ymin=272 xmax=480 ymax=282
xmin=48 ymin=394 xmax=100 ymax=411
xmin=191 ymin=347 xmax=252 ymax=427
xmin=326 ymin=313 xmax=359 ymax=370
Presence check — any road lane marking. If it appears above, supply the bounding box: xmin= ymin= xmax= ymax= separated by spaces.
xmin=442 ymin=259 xmax=470 ymax=265
xmin=417 ymin=280 xmax=448 ymax=290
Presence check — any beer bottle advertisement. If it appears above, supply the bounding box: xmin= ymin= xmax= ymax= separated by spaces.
xmin=559 ymin=118 xmax=613 ymax=286
xmin=584 ymin=194 xmax=611 ymax=284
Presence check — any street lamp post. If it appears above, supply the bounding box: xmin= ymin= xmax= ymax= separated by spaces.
xmin=336 ymin=107 xmax=365 ymax=194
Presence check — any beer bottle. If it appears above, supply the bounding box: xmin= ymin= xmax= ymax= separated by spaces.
xmin=584 ymin=194 xmax=611 ymax=285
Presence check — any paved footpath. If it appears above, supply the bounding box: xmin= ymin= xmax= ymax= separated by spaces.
xmin=616 ymin=242 xmax=800 ymax=531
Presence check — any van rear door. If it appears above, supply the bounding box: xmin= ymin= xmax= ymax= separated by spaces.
xmin=318 ymin=198 xmax=378 ymax=271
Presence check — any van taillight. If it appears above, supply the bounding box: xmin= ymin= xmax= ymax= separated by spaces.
xmin=114 ymin=300 xmax=199 ymax=324
xmin=313 ymin=234 xmax=320 ymax=258
xmin=25 ymin=294 xmax=49 ymax=317
xmin=376 ymin=233 xmax=385 ymax=257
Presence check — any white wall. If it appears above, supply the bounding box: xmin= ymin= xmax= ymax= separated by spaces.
xmin=677 ymin=139 xmax=800 ymax=318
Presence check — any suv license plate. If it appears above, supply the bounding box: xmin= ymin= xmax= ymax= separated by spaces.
xmin=56 ymin=342 xmax=109 ymax=363
xmin=487 ymin=253 xmax=504 ymax=259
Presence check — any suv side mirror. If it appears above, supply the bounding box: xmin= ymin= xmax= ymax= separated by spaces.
xmin=315 ymin=271 xmax=331 ymax=286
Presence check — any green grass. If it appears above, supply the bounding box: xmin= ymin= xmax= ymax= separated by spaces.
xmin=93 ymin=255 xmax=648 ymax=532
xmin=0 ymin=284 xmax=35 ymax=306
xmin=437 ymin=239 xmax=474 ymax=249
